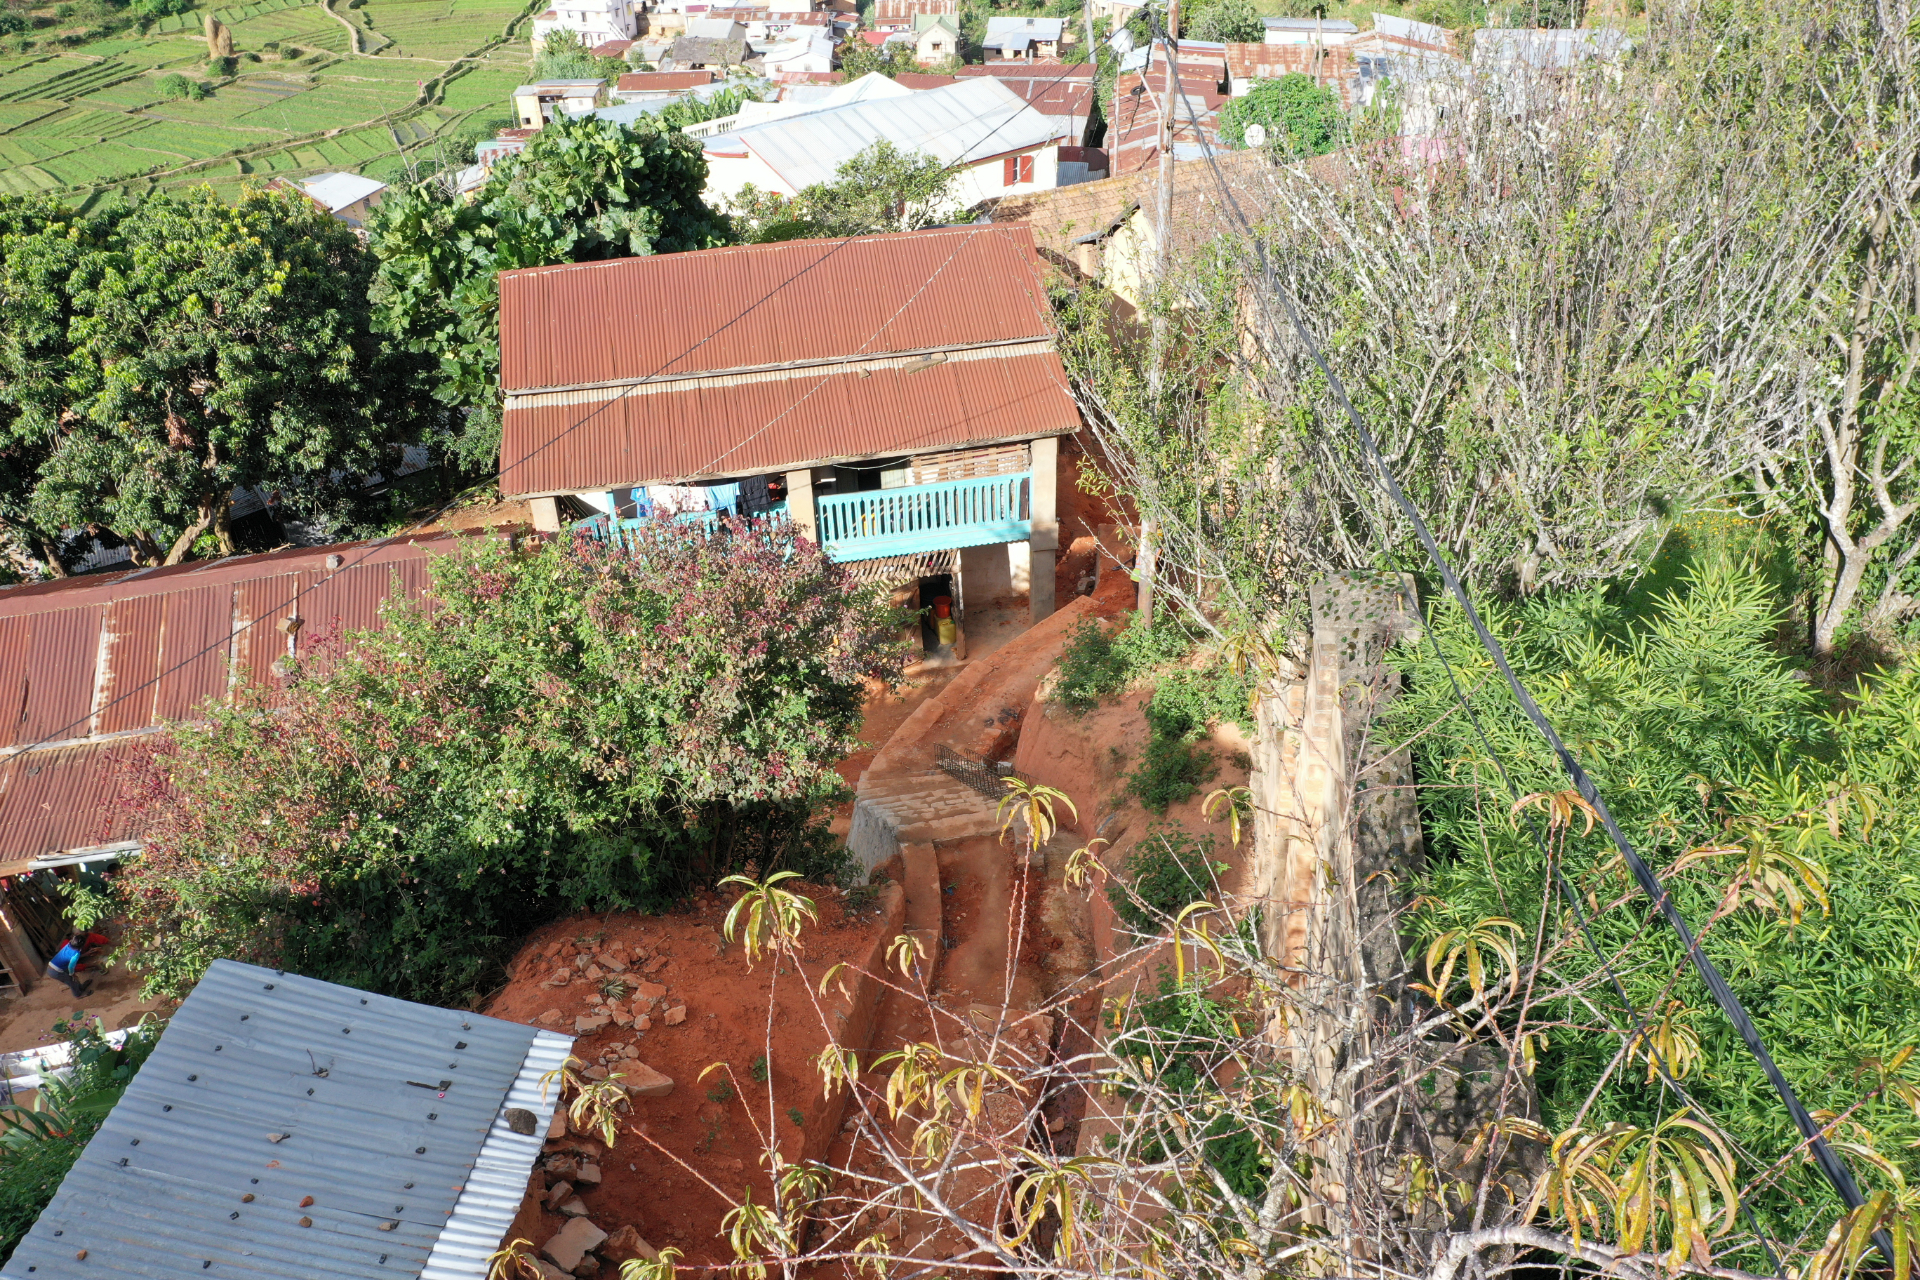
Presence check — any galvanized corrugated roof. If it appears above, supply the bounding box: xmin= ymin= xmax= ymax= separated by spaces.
xmin=496 ymin=225 xmax=1081 ymax=496
xmin=0 ymin=535 xmax=456 ymax=867
xmin=0 ymin=959 xmax=565 ymax=1280
xmin=713 ymin=77 xmax=1060 ymax=192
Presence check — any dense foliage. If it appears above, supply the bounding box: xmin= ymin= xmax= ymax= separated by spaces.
xmin=0 ymin=1015 xmax=162 ymax=1263
xmin=0 ymin=187 xmax=433 ymax=571
xmin=724 ymin=141 xmax=960 ymax=244
xmin=1218 ymin=74 xmax=1343 ymax=157
xmin=1394 ymin=560 xmax=1920 ymax=1242
xmin=120 ymin=523 xmax=904 ymax=1004
xmin=366 ymin=114 xmax=730 ymax=473
xmin=1108 ymin=822 xmax=1226 ymax=936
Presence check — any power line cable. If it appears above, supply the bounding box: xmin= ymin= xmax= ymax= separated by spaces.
xmin=1133 ymin=3 xmax=1883 ymax=1261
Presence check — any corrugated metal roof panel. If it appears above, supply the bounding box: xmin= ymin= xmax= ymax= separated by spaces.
xmin=0 ymin=741 xmax=142 ymax=875
xmin=500 ymin=224 xmax=1054 ymax=394
xmin=0 ymin=536 xmax=462 ymax=863
xmin=421 ymin=1030 xmax=574 ymax=1279
xmin=1 ymin=959 xmax=555 ymax=1280
xmin=724 ymin=77 xmax=1059 ymax=191
xmin=19 ymin=606 xmax=104 ymax=744
xmin=502 ymin=346 xmax=1080 ymax=493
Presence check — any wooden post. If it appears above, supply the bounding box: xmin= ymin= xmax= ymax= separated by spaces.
xmin=784 ymin=469 xmax=818 ymax=543
xmin=1028 ymin=436 xmax=1059 ymax=625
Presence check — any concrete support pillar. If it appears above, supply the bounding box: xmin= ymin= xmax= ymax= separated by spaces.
xmin=1029 ymin=435 xmax=1059 ymax=625
xmin=785 ymin=469 xmax=817 ymax=543
xmin=529 ymin=496 xmax=563 ymax=533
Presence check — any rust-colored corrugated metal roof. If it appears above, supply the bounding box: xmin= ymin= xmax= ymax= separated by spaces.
xmin=615 ymin=70 xmax=718 ymax=91
xmin=0 ymin=534 xmax=460 ymax=866
xmin=1223 ymin=42 xmax=1363 ymax=106
xmin=496 ymin=225 xmax=1082 ymax=495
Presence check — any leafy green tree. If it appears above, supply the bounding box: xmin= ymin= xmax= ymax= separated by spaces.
xmin=532 ymin=27 xmax=627 ymax=81
xmin=725 ymin=140 xmax=958 ymax=244
xmin=0 ymin=186 xmax=432 ymax=570
xmin=836 ymin=37 xmax=918 ymax=80
xmin=1393 ymin=559 xmax=1920 ymax=1245
xmin=656 ymin=82 xmax=763 ymax=130
xmin=119 ymin=523 xmax=905 ymax=1004
xmin=367 ymin=112 xmax=730 ymax=473
xmin=1186 ymin=0 xmax=1263 ymax=44
xmin=1218 ymin=73 xmax=1342 ymax=156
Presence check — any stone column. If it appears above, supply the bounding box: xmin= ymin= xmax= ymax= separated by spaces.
xmin=1028 ymin=435 xmax=1059 ymax=625
xmin=784 ymin=469 xmax=817 ymax=542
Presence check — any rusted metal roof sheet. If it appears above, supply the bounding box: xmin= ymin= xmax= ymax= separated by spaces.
xmin=0 ymin=534 xmax=461 ymax=865
xmin=497 ymin=225 xmax=1082 ymax=495
xmin=614 ymin=69 xmax=718 ymax=92
xmin=0 ymin=740 xmax=143 ymax=870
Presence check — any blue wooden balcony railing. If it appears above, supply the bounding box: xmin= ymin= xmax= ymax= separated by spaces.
xmin=816 ymin=471 xmax=1031 ymax=562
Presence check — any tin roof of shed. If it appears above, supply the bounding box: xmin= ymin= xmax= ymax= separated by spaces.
xmin=0 ymin=533 xmax=458 ymax=868
xmin=0 ymin=959 xmax=572 ymax=1280
xmin=496 ymin=224 xmax=1081 ymax=496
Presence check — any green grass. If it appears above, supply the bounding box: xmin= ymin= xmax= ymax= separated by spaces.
xmin=0 ymin=0 xmax=536 ymax=200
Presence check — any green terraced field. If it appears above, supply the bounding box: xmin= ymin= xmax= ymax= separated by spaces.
xmin=0 ymin=0 xmax=536 ymax=202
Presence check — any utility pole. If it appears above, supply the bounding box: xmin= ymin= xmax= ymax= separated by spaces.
xmin=1139 ymin=0 xmax=1177 ymax=628
xmin=1313 ymin=2 xmax=1325 ymax=88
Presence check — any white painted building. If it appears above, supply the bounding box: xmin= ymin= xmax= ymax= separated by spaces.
xmin=531 ymin=0 xmax=637 ymax=50
xmin=698 ymin=76 xmax=1063 ymax=208
xmin=759 ymin=29 xmax=835 ymax=75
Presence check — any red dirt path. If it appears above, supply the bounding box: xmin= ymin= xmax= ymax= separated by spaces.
xmin=484 ymin=886 xmax=889 ymax=1270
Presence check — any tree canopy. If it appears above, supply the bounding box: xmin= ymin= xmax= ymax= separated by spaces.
xmin=118 ymin=522 xmax=904 ymax=1003
xmin=724 ymin=140 xmax=959 ymax=244
xmin=0 ymin=185 xmax=432 ymax=572
xmin=1218 ymin=73 xmax=1343 ymax=155
xmin=367 ymin=113 xmax=730 ymax=474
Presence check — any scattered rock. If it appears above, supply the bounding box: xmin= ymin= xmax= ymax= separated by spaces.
xmin=601 ymin=1225 xmax=661 ymax=1264
xmin=299 ymin=1196 xmax=315 ymax=1208
xmin=599 ymin=954 xmax=628 ymax=972
xmin=611 ymin=1013 xmax=633 ymax=1029
xmin=543 ymin=1218 xmax=607 ymax=1272
xmin=505 ymin=1108 xmax=538 ymax=1136
xmin=529 ymin=1260 xmax=570 ymax=1280
xmin=584 ymin=964 xmax=603 ymax=981
xmin=642 ymin=956 xmax=667 ymax=974
xmin=544 ymin=941 xmax=564 ymax=958
xmin=574 ymin=1014 xmax=611 ymax=1034
xmin=635 ymin=981 xmax=667 ymax=1000
xmin=557 ymin=1198 xmax=591 ymax=1218
xmin=583 ymin=1065 xmax=609 ymax=1081
xmin=545 ymin=1156 xmax=580 ymax=1183
xmin=622 ymin=1059 xmax=675 ymax=1105
xmin=572 ymin=1256 xmax=601 ymax=1278
xmin=663 ymin=1006 xmax=687 ymax=1026
xmin=636 ymin=1015 xmax=651 ymax=1031
xmin=548 ymin=1109 xmax=569 ymax=1140
xmin=573 ymin=1161 xmax=603 ymax=1190
xmin=537 ymin=1009 xmax=564 ymax=1025
xmin=545 ymin=1180 xmax=575 ymax=1209
xmin=1047 ymin=1115 xmax=1067 ymax=1134
xmin=266 ymin=1133 xmax=289 ymax=1144
xmin=298 ymin=1217 xmax=313 ymax=1229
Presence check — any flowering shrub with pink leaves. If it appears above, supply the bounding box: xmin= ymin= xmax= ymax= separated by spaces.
xmin=118 ymin=520 xmax=905 ymax=1002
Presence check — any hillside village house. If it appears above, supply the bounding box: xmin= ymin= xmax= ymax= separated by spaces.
xmin=511 ymin=78 xmax=607 ymax=126
xmin=982 ymin=14 xmax=1066 ymax=59
xmin=871 ymin=0 xmax=953 ymax=30
xmin=532 ymin=0 xmax=638 ymax=50
xmin=0 ymin=536 xmax=450 ymax=994
xmin=494 ymin=225 xmax=1082 ymax=637
xmin=286 ymin=171 xmax=388 ymax=229
xmin=695 ymin=77 xmax=1064 ymax=206
xmin=911 ymin=12 xmax=959 ymax=63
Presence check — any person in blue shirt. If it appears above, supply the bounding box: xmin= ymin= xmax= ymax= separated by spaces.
xmin=46 ymin=931 xmax=106 ymax=1000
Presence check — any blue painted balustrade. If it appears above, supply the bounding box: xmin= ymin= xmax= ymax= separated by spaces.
xmin=815 ymin=471 xmax=1032 ymax=562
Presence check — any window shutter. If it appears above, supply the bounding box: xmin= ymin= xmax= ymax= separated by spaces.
xmin=1003 ymin=155 xmax=1018 ymax=185
xmin=1015 ymin=154 xmax=1034 ymax=183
